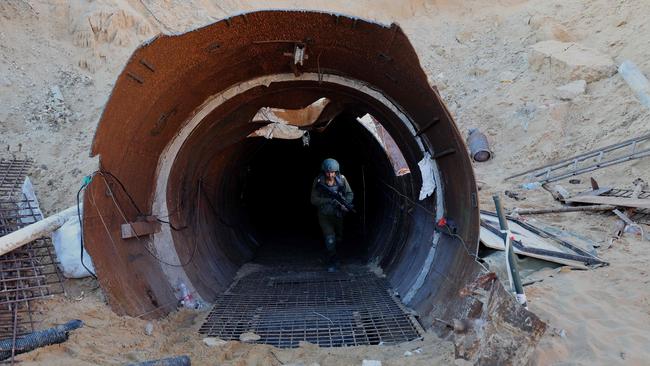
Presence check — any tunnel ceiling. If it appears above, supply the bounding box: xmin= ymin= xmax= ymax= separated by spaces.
xmin=84 ymin=10 xmax=481 ymax=323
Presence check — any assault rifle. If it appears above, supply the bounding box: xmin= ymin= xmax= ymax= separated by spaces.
xmin=317 ymin=182 xmax=356 ymax=213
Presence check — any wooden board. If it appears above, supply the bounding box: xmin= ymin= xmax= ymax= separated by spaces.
xmin=564 ymin=195 xmax=650 ymax=209
xmin=479 ymin=213 xmax=603 ymax=268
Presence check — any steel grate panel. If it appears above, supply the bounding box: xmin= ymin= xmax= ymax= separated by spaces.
xmin=200 ymin=267 xmax=423 ymax=348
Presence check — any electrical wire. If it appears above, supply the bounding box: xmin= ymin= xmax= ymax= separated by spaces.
xmin=76 ymin=181 xmax=97 ymax=279
xmin=97 ymin=173 xmax=198 ymax=267
xmin=378 ymin=177 xmax=489 ymax=272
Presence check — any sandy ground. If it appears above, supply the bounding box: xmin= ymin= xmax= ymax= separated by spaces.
xmin=1 ymin=0 xmax=650 ymax=364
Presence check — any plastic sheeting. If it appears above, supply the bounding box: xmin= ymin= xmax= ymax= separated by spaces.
xmin=417 ymin=153 xmax=436 ymax=200
xmin=52 ymin=211 xmax=95 ymax=278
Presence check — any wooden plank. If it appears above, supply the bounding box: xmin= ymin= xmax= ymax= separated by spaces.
xmin=564 ymin=195 xmax=650 ymax=209
xmin=121 ymin=221 xmax=161 ymax=239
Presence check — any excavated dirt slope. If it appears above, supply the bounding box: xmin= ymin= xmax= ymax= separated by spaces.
xmin=1 ymin=0 xmax=650 ymax=364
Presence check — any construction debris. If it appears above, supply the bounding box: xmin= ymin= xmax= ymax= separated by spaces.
xmin=618 ymin=60 xmax=650 ymax=109
xmin=480 ymin=211 xmax=606 ymax=268
xmin=505 ymin=133 xmax=650 ymax=184
xmin=453 ymin=273 xmax=546 ymax=364
xmin=564 ymin=195 xmax=650 ymax=209
xmin=0 ymin=157 xmax=65 ymax=363
xmin=512 ymin=204 xmax=616 ymax=215
xmin=466 ymin=128 xmax=492 ymax=162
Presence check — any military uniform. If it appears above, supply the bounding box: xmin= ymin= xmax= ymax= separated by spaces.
xmin=310 ymin=162 xmax=353 ymax=267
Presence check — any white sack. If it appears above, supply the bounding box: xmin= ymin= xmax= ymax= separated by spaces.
xmin=52 ymin=214 xmax=95 ymax=278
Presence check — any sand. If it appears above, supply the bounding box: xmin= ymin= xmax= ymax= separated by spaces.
xmin=1 ymin=0 xmax=650 ymax=364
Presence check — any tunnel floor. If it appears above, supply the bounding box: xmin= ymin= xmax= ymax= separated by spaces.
xmin=198 ymin=246 xmax=425 ymax=348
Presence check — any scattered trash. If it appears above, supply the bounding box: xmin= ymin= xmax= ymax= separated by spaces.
xmin=403 ymin=350 xmax=413 ymax=356
xmin=361 ymin=360 xmax=382 ymax=366
xmin=521 ymin=182 xmax=543 ymax=190
xmin=239 ymin=332 xmax=261 ymax=343
xmin=618 ymin=60 xmax=650 ymax=109
xmin=126 ymin=355 xmax=191 ymax=366
xmin=52 ymin=211 xmax=95 ymax=278
xmin=0 ymin=319 xmax=83 ymax=361
xmin=612 ymin=209 xmax=645 ymax=240
xmin=144 ymin=322 xmax=154 ymax=336
xmin=569 ymin=178 xmax=581 ymax=184
xmin=202 ymin=337 xmax=227 ymax=347
xmin=177 ymin=283 xmax=198 ymax=309
xmin=546 ymin=184 xmax=571 ymax=201
xmin=504 ymin=190 xmax=525 ymax=201
xmin=552 ymin=327 xmax=567 ymax=338
xmin=467 ymin=128 xmax=492 ymax=162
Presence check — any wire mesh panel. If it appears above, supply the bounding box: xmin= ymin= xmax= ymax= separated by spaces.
xmin=0 ymin=157 xmax=65 ymax=341
xmin=199 ymin=267 xmax=423 ymax=348
xmin=0 ymin=158 xmax=32 ymax=201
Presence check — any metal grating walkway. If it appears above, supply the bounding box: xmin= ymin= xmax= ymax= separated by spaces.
xmin=199 ymin=266 xmax=424 ymax=348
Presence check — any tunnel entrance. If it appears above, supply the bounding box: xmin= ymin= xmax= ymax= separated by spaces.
xmin=242 ymin=111 xmax=399 ymax=263
xmin=84 ymin=11 xmax=483 ymax=342
xmin=190 ymin=108 xmax=429 ymax=348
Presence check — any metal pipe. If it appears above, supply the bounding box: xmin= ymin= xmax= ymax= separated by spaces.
xmin=493 ymin=195 xmax=527 ymax=309
xmin=467 ymin=128 xmax=492 ymax=162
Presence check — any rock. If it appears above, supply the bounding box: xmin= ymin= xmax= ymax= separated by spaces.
xmin=239 ymin=332 xmax=261 ymax=342
xmin=50 ymin=85 xmax=64 ymax=102
xmin=554 ymin=80 xmax=586 ymax=100
xmin=529 ymin=41 xmax=616 ymax=82
xmin=529 ymin=16 xmax=574 ymax=42
xmin=144 ymin=322 xmax=154 ymax=336
xmin=0 ymin=76 xmax=12 ymax=87
xmin=203 ymin=337 xmax=227 ymax=347
xmin=361 ymin=361 xmax=382 ymax=366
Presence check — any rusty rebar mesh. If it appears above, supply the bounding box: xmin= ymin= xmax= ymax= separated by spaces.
xmin=199 ymin=266 xmax=423 ymax=348
xmin=0 ymin=158 xmax=65 ymax=340
xmin=602 ymin=188 xmax=650 ymax=224
xmin=0 ymin=158 xmax=32 ymax=201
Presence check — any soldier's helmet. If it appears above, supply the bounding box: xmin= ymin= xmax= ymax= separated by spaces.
xmin=321 ymin=158 xmax=340 ymax=173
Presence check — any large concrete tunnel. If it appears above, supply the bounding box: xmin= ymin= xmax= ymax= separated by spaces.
xmin=84 ymin=10 xmax=485 ymax=331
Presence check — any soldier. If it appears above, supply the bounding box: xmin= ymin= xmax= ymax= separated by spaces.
xmin=311 ymin=158 xmax=354 ymax=272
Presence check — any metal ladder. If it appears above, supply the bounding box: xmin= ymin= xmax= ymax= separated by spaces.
xmin=505 ymin=133 xmax=650 ymax=184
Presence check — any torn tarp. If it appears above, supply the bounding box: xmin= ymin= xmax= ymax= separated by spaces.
xmin=418 ymin=153 xmax=436 ymax=200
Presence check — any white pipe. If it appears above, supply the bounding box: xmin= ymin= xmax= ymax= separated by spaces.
xmin=0 ymin=205 xmax=79 ymax=256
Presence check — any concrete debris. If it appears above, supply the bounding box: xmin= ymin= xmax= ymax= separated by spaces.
xmin=529 ymin=40 xmax=616 ymax=82
xmin=144 ymin=322 xmax=154 ymax=336
xmin=554 ymin=80 xmax=587 ymax=100
xmin=239 ymin=332 xmax=261 ymax=343
xmin=361 ymin=361 xmax=382 ymax=366
xmin=453 ymin=273 xmax=546 ymax=364
xmin=202 ymin=337 xmax=227 ymax=347
xmin=618 ymin=60 xmax=650 ymax=109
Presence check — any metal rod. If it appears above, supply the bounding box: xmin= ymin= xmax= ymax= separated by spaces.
xmin=492 ymin=195 xmax=527 ymax=309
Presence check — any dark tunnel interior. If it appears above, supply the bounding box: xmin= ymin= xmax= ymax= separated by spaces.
xmin=205 ymin=111 xmax=406 ymax=266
